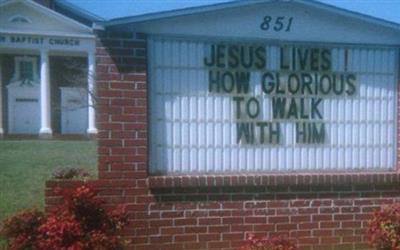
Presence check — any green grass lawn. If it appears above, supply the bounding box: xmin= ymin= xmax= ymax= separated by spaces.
xmin=0 ymin=140 xmax=97 ymax=221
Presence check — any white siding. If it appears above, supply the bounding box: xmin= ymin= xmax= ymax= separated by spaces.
xmin=149 ymin=36 xmax=397 ymax=175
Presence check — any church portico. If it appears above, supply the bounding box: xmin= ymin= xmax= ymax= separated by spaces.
xmin=0 ymin=0 xmax=98 ymax=138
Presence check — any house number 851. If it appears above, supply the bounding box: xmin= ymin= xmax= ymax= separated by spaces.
xmin=260 ymin=16 xmax=294 ymax=32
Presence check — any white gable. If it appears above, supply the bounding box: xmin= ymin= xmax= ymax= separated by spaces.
xmin=0 ymin=0 xmax=93 ymax=37
xmin=121 ymin=1 xmax=400 ymax=45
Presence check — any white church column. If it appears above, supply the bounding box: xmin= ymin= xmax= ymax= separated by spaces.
xmin=0 ymin=57 xmax=3 ymax=139
xmin=87 ymin=51 xmax=97 ymax=136
xmin=39 ymin=49 xmax=52 ymax=138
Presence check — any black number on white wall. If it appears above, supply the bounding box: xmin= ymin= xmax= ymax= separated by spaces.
xmin=260 ymin=16 xmax=294 ymax=32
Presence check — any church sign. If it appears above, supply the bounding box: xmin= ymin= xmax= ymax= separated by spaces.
xmin=204 ymin=43 xmax=358 ymax=145
xmin=0 ymin=34 xmax=94 ymax=51
xmin=0 ymin=35 xmax=80 ymax=46
xmin=149 ymin=37 xmax=396 ymax=174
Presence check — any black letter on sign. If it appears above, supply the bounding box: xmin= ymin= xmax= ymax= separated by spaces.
xmin=271 ymin=97 xmax=286 ymax=119
xmin=233 ymin=96 xmax=244 ymax=119
xmin=312 ymin=123 xmax=325 ymax=143
xmin=204 ymin=44 xmax=216 ymax=67
xmin=311 ymin=98 xmax=323 ymax=119
xmin=321 ymin=49 xmax=332 ymax=71
xmin=216 ymin=44 xmax=226 ymax=68
xmin=345 ymin=74 xmax=357 ymax=96
xmin=269 ymin=122 xmax=281 ymax=144
xmin=228 ymin=45 xmax=240 ymax=68
xmin=221 ymin=71 xmax=235 ymax=93
xmin=236 ymin=122 xmax=254 ymax=144
xmin=261 ymin=72 xmax=276 ymax=94
xmin=246 ymin=97 xmax=260 ymax=119
xmin=208 ymin=70 xmax=220 ymax=93
xmin=255 ymin=46 xmax=266 ymax=69
xmin=236 ymin=71 xmax=251 ymax=94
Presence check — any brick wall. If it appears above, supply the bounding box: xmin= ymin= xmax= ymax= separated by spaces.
xmin=45 ymin=31 xmax=400 ymax=250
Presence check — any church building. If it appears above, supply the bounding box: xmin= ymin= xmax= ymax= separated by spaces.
xmin=0 ymin=0 xmax=100 ymax=138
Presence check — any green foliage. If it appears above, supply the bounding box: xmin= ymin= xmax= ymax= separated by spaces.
xmin=52 ymin=167 xmax=90 ymax=179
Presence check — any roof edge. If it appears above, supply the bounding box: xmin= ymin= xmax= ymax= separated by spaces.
xmin=54 ymin=0 xmax=106 ymax=22
xmin=104 ymin=0 xmax=400 ymax=33
xmin=0 ymin=0 xmax=95 ymax=33
xmin=105 ymin=0 xmax=261 ymax=27
xmin=302 ymin=0 xmax=400 ymax=31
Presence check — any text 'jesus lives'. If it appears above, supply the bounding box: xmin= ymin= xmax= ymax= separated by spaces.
xmin=204 ymin=44 xmax=358 ymax=145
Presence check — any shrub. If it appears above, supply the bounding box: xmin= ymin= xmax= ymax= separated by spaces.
xmin=1 ymin=185 xmax=128 ymax=250
xmin=1 ymin=209 xmax=45 ymax=250
xmin=52 ymin=167 xmax=89 ymax=179
xmin=367 ymin=203 xmax=400 ymax=250
xmin=36 ymin=212 xmax=84 ymax=250
xmin=239 ymin=233 xmax=298 ymax=250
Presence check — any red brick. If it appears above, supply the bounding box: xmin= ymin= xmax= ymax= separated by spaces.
xmin=298 ymin=237 xmax=319 ymax=245
xmin=175 ymin=234 xmax=196 ymax=242
xmin=184 ymin=242 xmax=207 ymax=249
xmin=291 ymin=215 xmax=311 ymax=223
xmin=268 ymin=216 xmax=289 ymax=224
xmin=313 ymin=214 xmax=333 ymax=222
xmin=334 ymin=214 xmax=354 ymax=221
xmin=277 ymin=223 xmax=298 ymax=231
xmin=149 ymin=236 xmax=172 ymax=244
xmin=207 ymin=241 xmax=229 ymax=249
xmin=320 ymin=221 xmax=340 ymax=229
xmin=231 ymin=224 xmax=253 ymax=232
xmin=267 ymin=201 xmax=289 ymax=208
xmin=335 ymin=229 xmax=354 ymax=236
xmin=208 ymin=225 xmax=230 ymax=233
xmin=185 ymin=226 xmax=207 ymax=234
xmin=313 ymin=229 xmax=333 ymax=237
xmin=244 ymin=216 xmax=267 ymax=224
xmin=253 ymin=224 xmax=275 ymax=231
xmin=175 ymin=218 xmax=197 ymax=226
xmin=320 ymin=237 xmax=341 ymax=244
xmin=199 ymin=234 xmax=221 ymax=241
xmin=222 ymin=233 xmax=244 ymax=241
xmin=161 ymin=227 xmax=184 ymax=235
xmin=222 ymin=217 xmax=244 ymax=225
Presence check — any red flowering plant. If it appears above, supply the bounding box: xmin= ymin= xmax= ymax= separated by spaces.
xmin=1 ymin=185 xmax=128 ymax=250
xmin=239 ymin=233 xmax=298 ymax=250
xmin=367 ymin=203 xmax=400 ymax=250
xmin=1 ymin=209 xmax=45 ymax=250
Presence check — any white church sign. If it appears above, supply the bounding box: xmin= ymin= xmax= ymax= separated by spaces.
xmin=149 ymin=37 xmax=396 ymax=174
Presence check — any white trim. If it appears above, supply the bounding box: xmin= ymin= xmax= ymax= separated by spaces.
xmin=1 ymin=0 xmax=93 ymax=33
xmin=39 ymin=49 xmax=52 ymax=136
xmin=106 ymin=0 xmax=261 ymax=26
xmin=148 ymin=33 xmax=400 ymax=49
xmin=105 ymin=0 xmax=400 ymax=33
xmin=87 ymin=51 xmax=97 ymax=135
xmin=0 ymin=29 xmax=96 ymax=39
xmin=8 ymin=14 xmax=32 ymax=23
